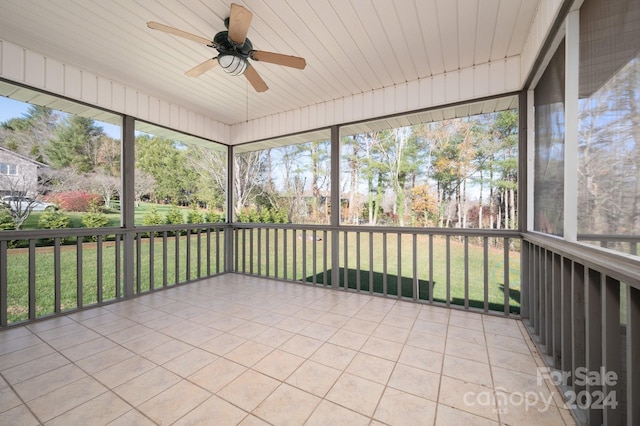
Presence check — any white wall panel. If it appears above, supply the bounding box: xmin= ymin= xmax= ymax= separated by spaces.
xmin=292 ymin=109 xmax=301 ymax=133
xmin=419 ymin=78 xmax=431 ymax=107
xmin=159 ymin=99 xmax=170 ymax=125
xmin=81 ymin=72 xmax=97 ymax=105
xmin=169 ymin=104 xmax=179 ymax=129
xmin=384 ymin=85 xmax=397 ymax=115
xmin=505 ymin=57 xmax=521 ymax=92
xmin=112 ymin=82 xmax=125 ymax=113
xmin=147 ymin=96 xmax=159 ymax=124
xmin=231 ymin=57 xmax=525 ymax=144
xmin=178 ymin=107 xmax=187 ymax=132
xmin=324 ymin=100 xmax=334 ymax=128
xmin=1 ymin=41 xmax=23 ymax=80
xmin=342 ymin=97 xmax=353 ymax=123
xmin=362 ymin=91 xmax=373 ymax=119
xmin=406 ymin=80 xmax=420 ymax=111
xmin=137 ymin=94 xmax=149 ymax=122
xmin=308 ymin=104 xmax=318 ymax=129
xmin=520 ymin=0 xmax=564 ymax=84
xmin=445 ymin=71 xmax=460 ymax=103
xmin=0 ymin=39 xmax=229 ymax=144
xmin=431 ymin=74 xmax=445 ymax=105
xmin=489 ymin=60 xmax=506 ymax=94
xmin=63 ymin=65 xmax=82 ymax=99
xmin=125 ymin=88 xmax=138 ymax=117
xmin=394 ymin=83 xmax=407 ymax=115
xmin=97 ymin=78 xmax=111 ymax=110
xmin=459 ymin=68 xmax=474 ymax=101
xmin=333 ymin=98 xmax=343 ymax=125
xmin=44 ymin=58 xmax=64 ymax=94
xmin=316 ymin=102 xmax=326 ymax=129
xmin=473 ymin=63 xmax=490 ymax=97
xmin=373 ymin=89 xmax=384 ymax=117
xmin=24 ymin=51 xmax=44 ymax=88
xmin=300 ymin=106 xmax=310 ymax=130
xmin=195 ymin=113 xmax=203 ymax=137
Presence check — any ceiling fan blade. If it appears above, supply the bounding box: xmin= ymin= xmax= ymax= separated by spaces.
xmin=228 ymin=3 xmax=253 ymax=46
xmin=244 ymin=64 xmax=268 ymax=92
xmin=147 ymin=21 xmax=212 ymax=45
xmin=185 ymin=58 xmax=218 ymax=77
xmin=250 ymin=51 xmax=306 ymax=69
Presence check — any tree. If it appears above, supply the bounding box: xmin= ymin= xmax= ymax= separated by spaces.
xmin=233 ymin=150 xmax=265 ymax=217
xmin=86 ymin=173 xmax=120 ymax=208
xmin=411 ymin=185 xmax=438 ymax=226
xmin=135 ymin=135 xmax=195 ymax=204
xmin=296 ymin=141 xmax=330 ymax=222
xmin=0 ymin=173 xmax=45 ymax=229
xmin=184 ymin=145 xmax=226 ymax=211
xmin=0 ymin=105 xmax=57 ymax=162
xmin=134 ymin=171 xmax=156 ymax=207
xmin=47 ymin=115 xmax=104 ymax=172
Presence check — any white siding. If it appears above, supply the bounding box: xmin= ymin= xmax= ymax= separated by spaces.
xmin=0 ymin=39 xmax=230 ymax=144
xmin=230 ymin=56 xmax=522 ymax=144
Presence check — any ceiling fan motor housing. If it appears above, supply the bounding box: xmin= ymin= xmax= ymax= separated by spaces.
xmin=213 ymin=31 xmax=253 ymax=57
xmin=213 ymin=31 xmax=253 ymax=76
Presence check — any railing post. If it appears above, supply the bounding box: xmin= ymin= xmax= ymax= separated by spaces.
xmin=585 ymin=269 xmax=603 ymax=426
xmin=330 ymin=125 xmax=340 ymax=289
xmin=521 ymin=241 xmax=530 ymax=319
xmin=628 ymin=285 xmax=640 ymax=425
xmin=226 ymin=145 xmax=234 ymax=273
xmin=0 ymin=240 xmax=7 ymax=327
xmin=602 ymin=276 xmax=621 ymax=425
xmin=121 ymin=115 xmax=136 ymax=298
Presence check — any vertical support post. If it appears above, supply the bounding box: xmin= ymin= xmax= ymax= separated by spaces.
xmin=330 ymin=125 xmax=340 ymax=289
xmin=526 ymin=89 xmax=535 ymax=233
xmin=121 ymin=115 xmax=136 ymax=298
xmin=225 ymin=145 xmax=234 ymax=272
xmin=518 ymin=89 xmax=528 ymax=233
xmin=564 ymin=10 xmax=579 ymax=242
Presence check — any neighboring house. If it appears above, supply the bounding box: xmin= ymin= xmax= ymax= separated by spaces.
xmin=0 ymin=146 xmax=49 ymax=198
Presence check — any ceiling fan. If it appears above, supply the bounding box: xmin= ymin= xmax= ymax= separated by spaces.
xmin=147 ymin=3 xmax=306 ymax=93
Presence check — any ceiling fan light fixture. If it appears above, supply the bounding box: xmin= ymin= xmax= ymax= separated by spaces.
xmin=218 ymin=54 xmax=247 ymax=76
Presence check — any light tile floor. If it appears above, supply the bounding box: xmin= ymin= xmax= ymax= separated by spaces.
xmin=0 ymin=274 xmax=576 ymax=425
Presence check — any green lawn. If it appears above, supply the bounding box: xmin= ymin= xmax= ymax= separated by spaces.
xmin=3 ymin=225 xmax=520 ymax=325
xmin=20 ymin=202 xmax=196 ymax=229
xmin=235 ymin=230 xmax=521 ymax=314
xmin=4 ymin=231 xmax=225 ymax=324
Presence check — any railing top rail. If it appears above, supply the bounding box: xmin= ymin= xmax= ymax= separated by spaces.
xmin=232 ymin=222 xmax=521 ymax=237
xmin=0 ymin=222 xmax=231 ymax=241
xmin=577 ymin=233 xmax=640 ymax=243
xmin=524 ymin=232 xmax=640 ymax=289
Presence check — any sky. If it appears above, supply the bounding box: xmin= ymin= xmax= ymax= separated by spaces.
xmin=0 ymin=95 xmax=122 ymax=139
xmin=0 ymin=96 xmax=30 ymax=123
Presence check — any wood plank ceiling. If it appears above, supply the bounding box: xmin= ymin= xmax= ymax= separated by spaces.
xmin=0 ymin=0 xmax=539 ymax=127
